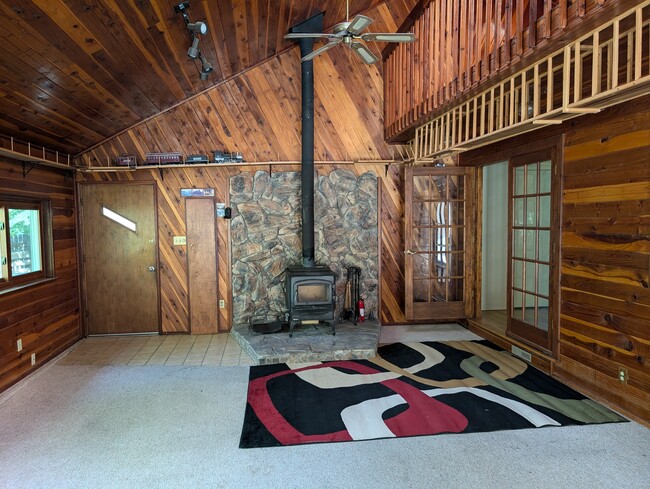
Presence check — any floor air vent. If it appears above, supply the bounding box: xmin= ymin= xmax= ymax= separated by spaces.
xmin=511 ymin=345 xmax=532 ymax=363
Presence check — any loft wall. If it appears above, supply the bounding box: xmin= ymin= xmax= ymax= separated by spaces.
xmin=0 ymin=160 xmax=80 ymax=392
xmin=78 ymin=1 xmax=414 ymax=332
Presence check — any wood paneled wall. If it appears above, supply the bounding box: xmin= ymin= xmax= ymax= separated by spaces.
xmin=380 ymin=164 xmax=407 ymax=323
xmin=77 ymin=1 xmax=417 ymax=332
xmin=77 ymin=161 xmax=405 ymax=333
xmin=554 ymin=97 xmax=650 ymax=422
xmin=0 ymin=160 xmax=80 ymax=392
xmin=461 ymin=96 xmax=650 ymax=423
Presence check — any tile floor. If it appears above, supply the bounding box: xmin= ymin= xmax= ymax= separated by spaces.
xmin=56 ymin=324 xmax=479 ymax=368
xmin=57 ymin=333 xmax=255 ymax=367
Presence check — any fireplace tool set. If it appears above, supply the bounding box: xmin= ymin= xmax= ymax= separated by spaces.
xmin=342 ymin=266 xmax=364 ymax=325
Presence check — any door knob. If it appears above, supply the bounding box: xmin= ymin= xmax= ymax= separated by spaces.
xmin=148 ymin=266 xmax=156 ymax=272
xmin=405 ymin=250 xmax=415 ymax=255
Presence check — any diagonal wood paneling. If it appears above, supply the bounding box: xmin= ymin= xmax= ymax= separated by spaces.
xmin=75 ymin=1 xmax=417 ymax=333
xmin=0 ymin=0 xmax=418 ymax=154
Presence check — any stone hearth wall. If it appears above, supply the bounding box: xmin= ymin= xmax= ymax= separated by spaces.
xmin=230 ymin=169 xmax=378 ymax=325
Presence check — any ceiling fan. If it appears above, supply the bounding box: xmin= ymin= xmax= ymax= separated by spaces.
xmin=284 ymin=1 xmax=415 ymax=64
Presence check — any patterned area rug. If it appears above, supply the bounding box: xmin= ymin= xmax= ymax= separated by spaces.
xmin=239 ymin=340 xmax=626 ymax=448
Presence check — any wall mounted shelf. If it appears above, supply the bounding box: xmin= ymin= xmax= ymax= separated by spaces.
xmin=0 ymin=146 xmax=77 ymax=172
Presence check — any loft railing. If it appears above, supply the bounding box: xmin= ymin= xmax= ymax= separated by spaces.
xmin=383 ymin=0 xmax=624 ymax=142
xmin=410 ymin=1 xmax=650 ymax=160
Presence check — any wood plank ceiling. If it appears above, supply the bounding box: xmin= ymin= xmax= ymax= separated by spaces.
xmin=0 ymin=0 xmax=413 ymax=155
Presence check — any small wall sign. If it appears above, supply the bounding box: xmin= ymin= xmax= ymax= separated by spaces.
xmin=180 ymin=188 xmax=214 ymax=197
xmin=173 ymin=236 xmax=187 ymax=246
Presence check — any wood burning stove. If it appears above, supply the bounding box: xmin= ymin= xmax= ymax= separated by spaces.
xmin=286 ymin=266 xmax=336 ymax=337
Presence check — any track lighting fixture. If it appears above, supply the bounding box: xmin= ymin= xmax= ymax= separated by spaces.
xmin=174 ymin=1 xmax=214 ymax=81
xmin=187 ymin=36 xmax=200 ymax=59
xmin=187 ymin=22 xmax=207 ymax=35
xmin=199 ymin=53 xmax=214 ymax=80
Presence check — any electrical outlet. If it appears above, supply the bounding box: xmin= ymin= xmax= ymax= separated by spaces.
xmin=17 ymin=339 xmax=22 ymax=352
xmin=219 ymin=300 xmax=225 ymax=309
xmin=31 ymin=353 xmax=36 ymax=366
xmin=618 ymin=367 xmax=628 ymax=385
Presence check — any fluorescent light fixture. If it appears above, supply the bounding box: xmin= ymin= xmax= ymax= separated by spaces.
xmin=102 ymin=206 xmax=137 ymax=232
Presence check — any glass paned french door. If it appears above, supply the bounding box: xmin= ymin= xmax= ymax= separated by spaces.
xmin=405 ymin=166 xmax=474 ymax=321
xmin=508 ymin=154 xmax=556 ymax=353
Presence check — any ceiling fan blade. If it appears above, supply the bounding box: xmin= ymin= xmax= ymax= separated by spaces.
xmin=346 ymin=14 xmax=374 ymax=35
xmin=284 ymin=33 xmax=333 ymax=39
xmin=361 ymin=32 xmax=416 ymax=43
xmin=349 ymin=42 xmax=379 ymax=64
xmin=301 ymin=39 xmax=342 ymax=61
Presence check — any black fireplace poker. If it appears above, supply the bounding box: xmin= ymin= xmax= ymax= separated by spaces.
xmin=288 ymin=12 xmax=324 ymax=268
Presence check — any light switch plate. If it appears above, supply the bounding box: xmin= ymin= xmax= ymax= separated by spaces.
xmin=173 ymin=236 xmax=187 ymax=246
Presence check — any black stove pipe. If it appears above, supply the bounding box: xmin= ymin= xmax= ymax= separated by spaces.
xmin=289 ymin=12 xmax=323 ymax=268
xmin=297 ymin=38 xmax=315 ymax=268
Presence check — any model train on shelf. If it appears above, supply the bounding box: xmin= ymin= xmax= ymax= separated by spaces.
xmin=113 ymin=151 xmax=244 ymax=167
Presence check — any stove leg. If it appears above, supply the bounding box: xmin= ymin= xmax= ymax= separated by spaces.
xmin=289 ymin=320 xmax=297 ymax=337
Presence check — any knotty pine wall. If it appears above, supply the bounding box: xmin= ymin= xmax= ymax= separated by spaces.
xmin=77 ymin=162 xmax=406 ymax=333
xmin=77 ymin=5 xmax=414 ymax=331
xmin=554 ymin=97 xmax=650 ymax=423
xmin=0 ymin=159 xmax=80 ymax=392
xmin=462 ymin=96 xmax=650 ymax=423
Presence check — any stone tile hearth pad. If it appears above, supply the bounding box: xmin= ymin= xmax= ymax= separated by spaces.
xmin=230 ymin=320 xmax=381 ymax=365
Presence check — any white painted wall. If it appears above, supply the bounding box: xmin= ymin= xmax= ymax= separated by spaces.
xmin=481 ymin=161 xmax=508 ymax=310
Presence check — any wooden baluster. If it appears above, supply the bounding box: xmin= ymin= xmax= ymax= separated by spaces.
xmin=575 ymin=40 xmax=582 ymax=102
xmin=468 ymin=0 xmax=475 ymax=84
xmin=485 ymin=0 xmax=492 ymax=75
xmin=505 ymin=0 xmax=512 ymax=64
xmin=460 ymin=0 xmax=467 ymax=91
xmin=529 ymin=0 xmax=538 ymax=49
xmin=634 ymin=8 xmax=642 ymax=81
xmin=476 ymin=0 xmax=483 ymax=79
xmin=591 ymin=31 xmax=600 ymax=96
xmin=560 ymin=0 xmax=568 ymax=29
xmin=495 ymin=0 xmax=502 ymax=70
xmin=543 ymin=0 xmax=551 ymax=39
xmin=516 ymin=0 xmax=523 ymax=56
xmin=612 ymin=19 xmax=619 ymax=89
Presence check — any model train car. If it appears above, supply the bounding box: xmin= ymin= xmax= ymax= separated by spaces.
xmin=144 ymin=152 xmax=183 ymax=165
xmin=185 ymin=154 xmax=210 ymax=164
xmin=211 ymin=150 xmax=244 ymax=163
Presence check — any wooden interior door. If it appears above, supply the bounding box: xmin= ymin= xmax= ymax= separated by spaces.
xmin=80 ymin=183 xmax=159 ymax=334
xmin=186 ymin=198 xmax=219 ymax=334
xmin=405 ymin=166 xmax=475 ymax=321
xmin=507 ymin=151 xmax=558 ymax=353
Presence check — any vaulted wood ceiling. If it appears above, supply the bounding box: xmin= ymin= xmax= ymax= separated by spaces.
xmin=0 ymin=0 xmax=415 ymax=156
